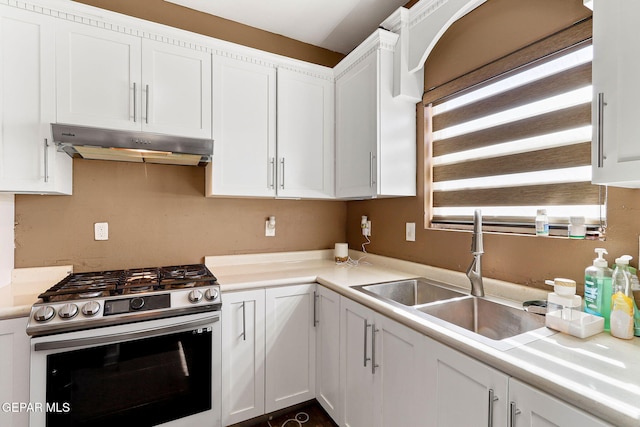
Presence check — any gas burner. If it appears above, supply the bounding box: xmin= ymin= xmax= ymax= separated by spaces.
xmin=161 ymin=265 xmax=209 ymax=279
xmin=37 ymin=264 xmax=218 ymax=303
xmin=38 ymin=270 xmax=124 ymax=303
xmin=159 ymin=264 xmax=217 ymax=289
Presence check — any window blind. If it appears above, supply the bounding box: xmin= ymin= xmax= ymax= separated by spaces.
xmin=425 ymin=18 xmax=605 ymax=234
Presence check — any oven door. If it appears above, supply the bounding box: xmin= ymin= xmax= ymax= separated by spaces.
xmin=30 ymin=311 xmax=221 ymax=427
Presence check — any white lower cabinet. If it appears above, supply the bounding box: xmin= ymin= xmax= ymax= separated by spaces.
xmin=221 ymin=284 xmax=316 ymax=426
xmin=222 ymin=287 xmax=611 ymax=427
xmin=425 ymin=341 xmax=509 ymax=427
xmin=264 ymin=284 xmax=316 ymax=413
xmin=339 ymin=296 xmax=427 ymax=427
xmin=508 ymin=378 xmax=611 ymax=427
xmin=315 ymin=286 xmax=341 ymax=421
xmin=221 ymin=289 xmax=265 ymax=426
xmin=0 ymin=317 xmax=30 ymax=427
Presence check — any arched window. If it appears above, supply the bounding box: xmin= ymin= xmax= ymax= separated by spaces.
xmin=424 ymin=18 xmax=605 ymax=237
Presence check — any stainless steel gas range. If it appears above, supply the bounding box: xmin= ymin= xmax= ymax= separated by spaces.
xmin=26 ymin=264 xmax=222 ymax=427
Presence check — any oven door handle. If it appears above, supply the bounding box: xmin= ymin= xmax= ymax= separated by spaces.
xmin=34 ymin=315 xmax=219 ymax=352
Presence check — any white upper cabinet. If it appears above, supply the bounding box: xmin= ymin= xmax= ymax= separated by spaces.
xmin=141 ymin=39 xmax=212 ymax=138
xmin=0 ymin=6 xmax=71 ymax=194
xmin=207 ymin=54 xmax=334 ymax=199
xmin=56 ymin=22 xmax=142 ymax=132
xmin=208 ymin=54 xmax=277 ymax=197
xmin=335 ymin=30 xmax=417 ymax=199
xmin=276 ymin=68 xmax=334 ymax=199
xmin=591 ymin=0 xmax=640 ymax=187
xmin=56 ymin=22 xmax=211 ymax=138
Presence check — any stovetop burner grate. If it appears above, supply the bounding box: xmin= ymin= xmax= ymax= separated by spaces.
xmin=38 ymin=264 xmax=218 ymax=302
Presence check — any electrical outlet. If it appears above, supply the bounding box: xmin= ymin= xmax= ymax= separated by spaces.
xmin=406 ymin=222 xmax=416 ymax=241
xmin=94 ymin=222 xmax=108 ymax=241
xmin=362 ymin=220 xmax=371 ymax=237
xmin=265 ymin=216 xmax=276 ymax=237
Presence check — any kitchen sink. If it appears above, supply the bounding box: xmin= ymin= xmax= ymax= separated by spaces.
xmin=353 ymin=278 xmax=554 ymax=350
xmin=354 ymin=278 xmax=466 ymax=307
xmin=416 ymin=296 xmax=547 ymax=341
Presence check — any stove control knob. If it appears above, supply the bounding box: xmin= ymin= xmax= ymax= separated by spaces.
xmin=205 ymin=288 xmax=219 ymax=301
xmin=82 ymin=301 xmax=101 ymax=317
xmin=130 ymin=297 xmax=145 ymax=310
xmin=59 ymin=303 xmax=79 ymax=319
xmin=34 ymin=306 xmax=55 ymax=322
xmin=188 ymin=290 xmax=203 ymax=303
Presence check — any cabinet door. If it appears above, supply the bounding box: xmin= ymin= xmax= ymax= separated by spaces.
xmin=208 ymin=55 xmax=276 ymax=197
xmin=335 ymin=52 xmax=377 ymax=199
xmin=425 ymin=342 xmax=509 ymax=427
xmin=0 ymin=7 xmax=71 ymax=194
xmin=56 ymin=22 xmax=141 ymax=131
xmin=509 ymin=378 xmax=611 ymax=427
xmin=141 ymin=39 xmax=212 ymax=138
xmin=265 ymin=284 xmax=316 ymax=413
xmin=591 ymin=0 xmax=640 ymax=187
xmin=221 ymin=290 xmax=265 ymax=426
xmin=315 ymin=286 xmax=341 ymax=421
xmin=276 ymin=68 xmax=334 ymax=198
xmin=374 ymin=314 xmax=428 ymax=427
xmin=340 ymin=297 xmax=376 ymax=427
xmin=0 ymin=317 xmax=30 ymax=427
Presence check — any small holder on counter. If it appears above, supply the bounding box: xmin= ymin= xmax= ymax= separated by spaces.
xmin=334 ymin=243 xmax=348 ymax=263
xmin=543 ymin=277 xmax=604 ymax=338
xmin=545 ymin=309 xmax=604 ymax=338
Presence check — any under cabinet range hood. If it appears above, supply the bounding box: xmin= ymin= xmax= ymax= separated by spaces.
xmin=51 ymin=124 xmax=213 ymax=166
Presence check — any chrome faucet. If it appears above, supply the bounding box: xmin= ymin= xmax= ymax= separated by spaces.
xmin=466 ymin=209 xmax=484 ymax=297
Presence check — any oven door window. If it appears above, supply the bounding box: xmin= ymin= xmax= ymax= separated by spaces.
xmin=46 ymin=328 xmax=212 ymax=427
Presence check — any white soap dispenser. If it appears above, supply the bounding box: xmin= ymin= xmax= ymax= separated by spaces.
xmin=545 ymin=278 xmax=582 ymax=314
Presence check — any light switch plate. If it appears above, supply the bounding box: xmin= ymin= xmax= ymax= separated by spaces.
xmin=406 ymin=222 xmax=416 ymax=241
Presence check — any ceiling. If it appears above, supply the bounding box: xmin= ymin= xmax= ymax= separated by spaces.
xmin=164 ymin=0 xmax=410 ymax=54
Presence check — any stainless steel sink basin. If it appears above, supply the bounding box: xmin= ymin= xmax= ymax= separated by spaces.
xmin=352 ymin=278 xmax=555 ymax=350
xmin=354 ymin=278 xmax=465 ymax=307
xmin=417 ymin=296 xmax=547 ymax=341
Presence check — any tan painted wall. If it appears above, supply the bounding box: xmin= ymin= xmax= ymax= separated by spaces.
xmin=347 ymin=0 xmax=640 ymax=293
xmin=15 ymin=0 xmax=640 ymax=291
xmin=15 ymin=161 xmax=346 ymax=272
xmin=72 ymin=0 xmax=344 ymax=68
xmin=15 ymin=1 xmax=348 ymax=273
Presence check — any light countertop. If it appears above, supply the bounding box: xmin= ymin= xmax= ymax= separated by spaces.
xmin=0 ymin=265 xmax=72 ymax=320
xmin=205 ymin=249 xmax=640 ymax=427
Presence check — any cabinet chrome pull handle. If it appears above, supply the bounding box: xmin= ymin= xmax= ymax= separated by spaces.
xmin=596 ymin=92 xmax=606 ymax=168
xmin=369 ymin=152 xmax=376 ymax=187
xmin=280 ymin=158 xmax=285 ymax=189
xmin=509 ymin=401 xmax=521 ymax=427
xmin=133 ymin=82 xmax=137 ymax=123
xmin=313 ymin=291 xmax=319 ymax=327
xmin=43 ymin=138 xmax=49 ymax=183
xmin=371 ymin=324 xmax=379 ymax=374
xmin=145 ymin=84 xmax=150 ymax=124
xmin=488 ymin=388 xmax=499 ymax=427
xmin=363 ymin=320 xmax=371 ymax=367
xmin=241 ymin=301 xmax=246 ymax=341
xmin=269 ymin=158 xmax=276 ymax=189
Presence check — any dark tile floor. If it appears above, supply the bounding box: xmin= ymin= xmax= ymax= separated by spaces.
xmin=229 ymin=400 xmax=337 ymax=427
xmin=267 ymin=401 xmax=337 ymax=427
